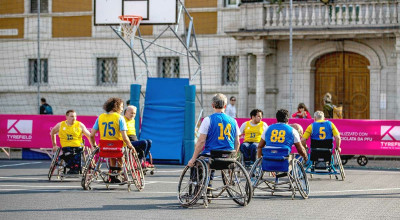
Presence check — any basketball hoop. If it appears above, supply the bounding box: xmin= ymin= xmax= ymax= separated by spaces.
xmin=118 ymin=15 xmax=143 ymax=45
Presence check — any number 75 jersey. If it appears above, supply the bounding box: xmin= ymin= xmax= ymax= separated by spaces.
xmin=95 ymin=112 xmax=127 ymax=141
xmin=264 ymin=123 xmax=295 ymax=150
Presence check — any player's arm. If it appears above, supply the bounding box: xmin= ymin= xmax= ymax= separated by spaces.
xmin=331 ymin=123 xmax=341 ymax=153
xmin=89 ymin=128 xmax=97 ymax=148
xmin=293 ymin=129 xmax=308 ymax=161
xmin=50 ymin=123 xmax=61 ymax=152
xmin=257 ymin=138 xmax=266 ymax=159
xmin=188 ymin=133 xmax=207 ymax=167
xmin=121 ymin=130 xmax=134 ymax=150
xmin=301 ymin=125 xmax=312 ymax=149
xmin=80 ymin=123 xmax=92 ymax=147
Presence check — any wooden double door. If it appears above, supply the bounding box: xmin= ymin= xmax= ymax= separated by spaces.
xmin=315 ymin=52 xmax=370 ymax=119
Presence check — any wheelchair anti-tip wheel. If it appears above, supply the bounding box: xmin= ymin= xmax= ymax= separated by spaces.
xmin=221 ymin=161 xmax=252 ymax=206
xmin=177 ymin=159 xmax=207 ymax=207
xmin=292 ymin=159 xmax=309 ymax=199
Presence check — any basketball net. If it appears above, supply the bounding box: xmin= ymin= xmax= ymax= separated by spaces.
xmin=118 ymin=15 xmax=143 ymax=47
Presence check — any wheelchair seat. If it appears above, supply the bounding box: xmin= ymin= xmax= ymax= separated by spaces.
xmin=209 ymin=150 xmax=236 ymax=170
xmin=262 ymin=147 xmax=290 ymax=172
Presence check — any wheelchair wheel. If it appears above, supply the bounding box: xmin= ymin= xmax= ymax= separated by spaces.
xmin=48 ymin=148 xmax=61 ymax=181
xmin=248 ymin=158 xmax=263 ymax=188
xmin=292 ymin=159 xmax=309 ymax=199
xmin=221 ymin=161 xmax=252 ymax=206
xmin=129 ymin=150 xmax=145 ymax=191
xmin=177 ymin=159 xmax=207 ymax=207
xmin=335 ymin=151 xmax=345 ymax=181
xmin=82 ymin=148 xmax=100 ymax=190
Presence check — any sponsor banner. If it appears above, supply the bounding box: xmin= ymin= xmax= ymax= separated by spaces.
xmin=1 ymin=115 xmax=399 ymax=156
xmin=235 ymin=118 xmax=400 ymax=156
xmin=0 ymin=114 xmax=98 ymax=149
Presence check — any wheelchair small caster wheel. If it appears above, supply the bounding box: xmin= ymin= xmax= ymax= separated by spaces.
xmin=150 ymin=171 xmax=154 ymax=175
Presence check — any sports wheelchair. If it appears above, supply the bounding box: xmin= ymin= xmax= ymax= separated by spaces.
xmin=81 ymin=140 xmax=144 ymax=191
xmin=303 ymin=140 xmax=345 ymax=181
xmin=178 ymin=150 xmax=252 ymax=208
xmin=249 ymin=146 xmax=309 ymax=199
xmin=48 ymin=144 xmax=92 ymax=181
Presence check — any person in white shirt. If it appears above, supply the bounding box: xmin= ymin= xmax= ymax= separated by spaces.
xmin=225 ymin=96 xmax=237 ymax=118
xmin=239 ymin=109 xmax=268 ymax=164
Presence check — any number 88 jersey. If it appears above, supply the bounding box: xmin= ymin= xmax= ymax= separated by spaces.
xmin=264 ymin=123 xmax=295 ymax=149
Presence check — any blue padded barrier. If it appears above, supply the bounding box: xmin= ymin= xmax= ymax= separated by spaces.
xmin=130 ymin=84 xmax=141 ymax=133
xmin=183 ymin=85 xmax=196 ymax=164
xmin=140 ymin=78 xmax=190 ymax=164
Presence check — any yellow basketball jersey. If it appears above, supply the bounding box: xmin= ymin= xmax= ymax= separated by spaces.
xmin=98 ymin=113 xmax=123 ymax=141
xmin=59 ymin=121 xmax=82 ymax=147
xmin=244 ymin=121 xmax=265 ymax=143
xmin=124 ymin=116 xmax=136 ymax=136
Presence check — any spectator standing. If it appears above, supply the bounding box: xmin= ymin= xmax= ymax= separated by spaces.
xmin=225 ymin=96 xmax=237 ymax=118
xmin=40 ymin=98 xmax=53 ymax=115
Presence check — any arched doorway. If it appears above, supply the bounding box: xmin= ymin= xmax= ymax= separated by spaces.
xmin=315 ymin=52 xmax=370 ymax=119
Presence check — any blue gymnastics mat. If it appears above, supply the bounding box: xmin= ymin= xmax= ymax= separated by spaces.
xmin=140 ymin=78 xmax=189 ymax=164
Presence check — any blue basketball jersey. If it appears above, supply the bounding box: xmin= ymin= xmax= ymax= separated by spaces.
xmin=311 ymin=121 xmax=334 ymax=140
xmin=265 ymin=123 xmax=294 ymax=151
xmin=203 ymin=113 xmax=237 ymax=154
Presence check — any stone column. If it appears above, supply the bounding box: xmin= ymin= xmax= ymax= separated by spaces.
xmin=255 ymin=53 xmax=266 ymax=111
xmin=396 ymin=35 xmax=400 ymax=119
xmin=238 ymin=54 xmax=248 ymax=118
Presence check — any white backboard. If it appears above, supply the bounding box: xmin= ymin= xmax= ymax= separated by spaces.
xmin=94 ymin=0 xmax=177 ymax=26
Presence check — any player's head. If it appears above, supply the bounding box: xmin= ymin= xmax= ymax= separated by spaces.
xmin=314 ymin=111 xmax=325 ymax=120
xmin=124 ymin=105 xmax=137 ymax=119
xmin=103 ymin=97 xmax=124 ymax=113
xmin=250 ymin=109 xmax=263 ymax=123
xmin=65 ymin=109 xmax=76 ymax=123
xmin=41 ymin=97 xmax=46 ymax=104
xmin=290 ymin=123 xmax=304 ymax=137
xmin=276 ymin=109 xmax=289 ymax=123
xmin=212 ymin=93 xmax=227 ymax=110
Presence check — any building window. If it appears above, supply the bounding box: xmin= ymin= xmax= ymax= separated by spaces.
xmin=29 ymin=59 xmax=48 ymax=85
xmin=158 ymin=57 xmax=180 ymax=78
xmin=222 ymin=56 xmax=238 ymax=85
xmin=97 ymin=58 xmax=118 ymax=86
xmin=225 ymin=0 xmax=240 ymax=7
xmin=31 ymin=0 xmax=49 ymax=13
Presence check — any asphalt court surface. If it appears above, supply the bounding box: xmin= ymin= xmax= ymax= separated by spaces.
xmin=0 ymin=160 xmax=399 ymax=219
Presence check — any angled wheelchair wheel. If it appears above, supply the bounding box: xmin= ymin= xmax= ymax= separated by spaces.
xmin=177 ymin=159 xmax=207 ymax=207
xmin=82 ymin=147 xmax=100 ymax=190
xmin=292 ymin=159 xmax=309 ymax=199
xmin=221 ymin=161 xmax=252 ymax=206
xmin=128 ymin=149 xmax=145 ymax=191
xmin=132 ymin=150 xmax=145 ymax=190
xmin=335 ymin=151 xmax=345 ymax=181
xmin=48 ymin=148 xmax=61 ymax=181
xmin=248 ymin=158 xmax=263 ymax=189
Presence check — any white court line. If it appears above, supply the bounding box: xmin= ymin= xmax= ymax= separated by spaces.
xmin=154 ymin=170 xmax=183 ymax=173
xmin=312 ymin=187 xmax=400 ymax=194
xmin=146 ymin=181 xmax=178 ymax=184
xmin=0 ymin=184 xmax=80 ymax=188
xmin=0 ymin=162 xmax=42 ymax=168
xmin=0 ymin=176 xmax=46 ymax=180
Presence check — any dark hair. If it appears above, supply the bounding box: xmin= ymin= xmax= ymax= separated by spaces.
xmin=65 ymin=109 xmax=75 ymax=116
xmin=230 ymin=96 xmax=236 ymax=101
xmin=276 ymin=109 xmax=289 ymax=123
xmin=126 ymin=100 xmax=130 ymax=105
xmin=297 ymin=103 xmax=309 ymax=112
xmin=250 ymin=109 xmax=263 ymax=118
xmin=103 ymin=97 xmax=124 ymax=113
xmin=41 ymin=98 xmax=46 ymax=103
